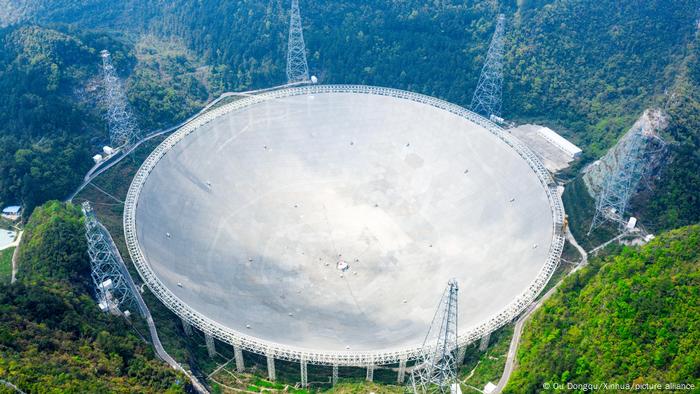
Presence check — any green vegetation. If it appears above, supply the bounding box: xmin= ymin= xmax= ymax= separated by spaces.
xmin=561 ymin=177 xmax=617 ymax=250
xmin=15 ymin=201 xmax=88 ymax=285
xmin=0 ymin=247 xmax=13 ymax=284
xmin=459 ymin=325 xmax=513 ymax=393
xmin=0 ymin=26 xmax=212 ymax=216
xmin=327 ymin=382 xmax=403 ymax=393
xmin=127 ymin=35 xmax=212 ymax=130
xmin=0 ymin=26 xmax=105 ymax=215
xmin=2 ymin=1 xmax=699 ymax=229
xmin=505 ymin=1 xmax=694 ymax=158
xmin=638 ymin=28 xmax=700 ymax=231
xmin=1 ymin=1 xmax=699 ymax=391
xmin=504 ymin=225 xmax=700 ymax=393
xmin=0 ymin=201 xmax=187 ymax=392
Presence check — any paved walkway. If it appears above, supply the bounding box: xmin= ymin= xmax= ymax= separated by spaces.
xmin=1 ymin=230 xmax=23 ymax=284
xmin=588 ymin=229 xmax=640 ymax=256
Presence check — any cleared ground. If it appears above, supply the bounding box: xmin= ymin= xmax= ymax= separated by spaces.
xmin=508 ymin=124 xmax=576 ymax=173
xmin=135 ymin=91 xmax=554 ymax=353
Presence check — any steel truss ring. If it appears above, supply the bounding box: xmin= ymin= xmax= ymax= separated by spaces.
xmin=124 ymin=84 xmax=565 ymax=367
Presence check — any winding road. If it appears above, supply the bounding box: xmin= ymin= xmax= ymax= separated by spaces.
xmin=493 ymin=227 xmax=588 ymax=393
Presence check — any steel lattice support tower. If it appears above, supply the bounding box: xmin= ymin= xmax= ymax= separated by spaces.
xmin=286 ymin=0 xmax=310 ymax=83
xmin=470 ymin=14 xmax=506 ymax=119
xmin=332 ymin=364 xmax=339 ymax=386
xmin=588 ymin=129 xmax=664 ymax=234
xmin=410 ymin=279 xmax=459 ymax=394
xmin=82 ymin=202 xmax=135 ymax=313
xmin=100 ymin=50 xmax=140 ymax=148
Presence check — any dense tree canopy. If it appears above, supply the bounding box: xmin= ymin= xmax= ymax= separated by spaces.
xmin=505 ymin=225 xmax=700 ymax=393
xmin=0 ymin=202 xmax=186 ymax=393
xmin=2 ymin=0 xmax=696 ymax=229
xmin=0 ymin=2 xmax=698 ymax=391
xmin=15 ymin=200 xmax=88 ymax=286
xmin=639 ymin=28 xmax=700 ymax=230
xmin=0 ymin=26 xmax=132 ymax=215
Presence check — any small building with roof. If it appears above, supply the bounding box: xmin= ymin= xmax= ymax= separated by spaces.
xmin=1 ymin=205 xmax=22 ymax=221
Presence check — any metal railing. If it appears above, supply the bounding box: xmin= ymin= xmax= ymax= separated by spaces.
xmin=123 ymin=85 xmax=565 ymax=366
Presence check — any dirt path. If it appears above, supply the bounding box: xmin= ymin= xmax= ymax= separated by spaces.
xmin=10 ymin=231 xmax=22 ymax=284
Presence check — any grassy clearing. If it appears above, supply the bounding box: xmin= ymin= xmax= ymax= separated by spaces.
xmin=326 ymin=382 xmax=404 ymax=393
xmin=459 ymin=324 xmax=513 ymax=393
xmin=208 ymin=371 xmax=312 ymax=394
xmin=0 ymin=246 xmax=14 ymax=283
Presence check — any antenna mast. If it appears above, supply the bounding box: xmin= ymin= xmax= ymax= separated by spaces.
xmin=100 ymin=50 xmax=140 ymax=148
xmin=588 ymin=128 xmax=664 ymax=234
xmin=470 ymin=14 xmax=506 ymax=119
xmin=83 ymin=202 xmax=136 ymax=315
xmin=286 ymin=0 xmax=310 ymax=83
xmin=411 ymin=279 xmax=460 ymax=394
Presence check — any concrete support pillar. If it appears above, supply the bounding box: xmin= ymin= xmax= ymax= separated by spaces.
xmin=181 ymin=318 xmax=193 ymax=336
xmin=479 ymin=332 xmax=491 ymax=351
xmin=300 ymin=358 xmax=308 ymax=387
xmin=332 ymin=364 xmax=339 ymax=386
xmin=205 ymin=333 xmax=216 ymax=358
xmin=233 ymin=344 xmax=245 ymax=373
xmin=397 ymin=357 xmax=407 ymax=383
xmin=266 ymin=353 xmax=276 ymax=381
xmin=457 ymin=345 xmax=467 ymax=365
xmin=366 ymin=364 xmax=374 ymax=382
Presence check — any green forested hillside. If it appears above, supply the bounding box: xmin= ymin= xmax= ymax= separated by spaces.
xmin=0 ymin=25 xmax=211 ymax=215
xmin=639 ymin=27 xmax=700 ymax=230
xmin=506 ymin=1 xmax=695 ymax=158
xmin=1 ymin=2 xmax=699 ymax=392
xmin=0 ymin=202 xmax=186 ymax=393
xmin=15 ymin=200 xmax=89 ymax=285
xmin=127 ymin=35 xmax=213 ymax=130
xmin=0 ymin=26 xmax=132 ymax=214
xmin=29 ymin=0 xmax=697 ymax=149
xmin=504 ymin=225 xmax=700 ymax=393
xmin=3 ymin=0 xmax=696 ymax=230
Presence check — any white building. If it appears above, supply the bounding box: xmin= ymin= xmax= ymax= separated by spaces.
xmin=536 ymin=126 xmax=583 ymax=159
xmin=1 ymin=205 xmax=21 ymax=221
xmin=92 ymin=154 xmax=103 ymax=164
xmin=102 ymin=146 xmax=115 ymax=156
